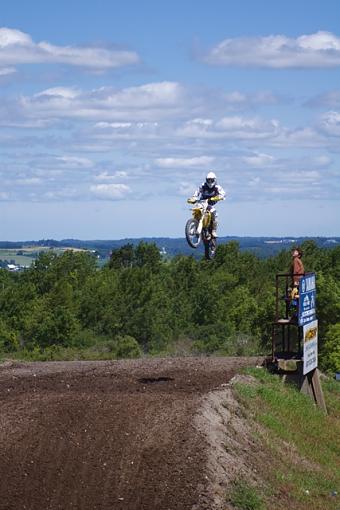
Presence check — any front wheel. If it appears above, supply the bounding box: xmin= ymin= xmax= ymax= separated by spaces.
xmin=185 ymin=219 xmax=200 ymax=248
xmin=204 ymin=237 xmax=217 ymax=260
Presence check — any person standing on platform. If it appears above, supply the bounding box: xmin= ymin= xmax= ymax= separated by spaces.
xmin=290 ymin=247 xmax=305 ymax=300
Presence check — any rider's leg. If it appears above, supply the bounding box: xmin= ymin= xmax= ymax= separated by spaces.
xmin=211 ymin=209 xmax=218 ymax=237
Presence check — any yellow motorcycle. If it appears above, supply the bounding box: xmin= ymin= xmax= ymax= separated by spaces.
xmin=185 ymin=198 xmax=218 ymax=260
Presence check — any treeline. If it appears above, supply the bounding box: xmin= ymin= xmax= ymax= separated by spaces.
xmin=0 ymin=241 xmax=339 ymax=372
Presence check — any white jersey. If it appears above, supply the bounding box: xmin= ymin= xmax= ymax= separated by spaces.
xmin=193 ymin=182 xmax=226 ymax=201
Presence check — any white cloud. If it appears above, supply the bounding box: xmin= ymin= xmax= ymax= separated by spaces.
xmin=44 ymin=188 xmax=79 ymax=200
xmin=155 ymin=156 xmax=214 ymax=168
xmin=320 ymin=111 xmax=340 ymax=136
xmin=0 ymin=27 xmax=140 ymax=73
xmin=202 ymin=31 xmax=340 ymax=68
xmin=90 ymin=183 xmax=131 ymax=200
xmin=94 ymin=171 xmax=128 ymax=181
xmin=95 ymin=122 xmax=132 ymax=129
xmin=18 ymin=82 xmax=184 ymax=123
xmin=312 ymin=155 xmax=332 ymax=167
xmin=242 ymin=152 xmax=275 ymax=167
xmin=0 ymin=83 xmax=287 ymax=135
xmin=0 ymin=66 xmax=16 ymax=76
xmin=35 ymin=87 xmax=81 ymax=99
xmin=270 ymin=127 xmax=327 ymax=148
xmin=178 ymin=115 xmax=280 ymax=140
xmin=15 ymin=177 xmax=42 ymax=186
xmin=56 ymin=156 xmax=94 ymax=168
xmin=223 ymin=90 xmax=282 ymax=109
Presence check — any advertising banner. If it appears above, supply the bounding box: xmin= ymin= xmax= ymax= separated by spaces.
xmin=303 ymin=319 xmax=318 ymax=375
xmin=298 ymin=273 xmax=316 ymax=326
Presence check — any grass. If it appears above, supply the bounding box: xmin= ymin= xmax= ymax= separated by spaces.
xmin=229 ymin=481 xmax=265 ymax=510
xmin=232 ymin=368 xmax=340 ymax=509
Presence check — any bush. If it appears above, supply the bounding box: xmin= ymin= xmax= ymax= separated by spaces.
xmin=115 ymin=335 xmax=142 ymax=359
xmin=0 ymin=320 xmax=19 ymax=352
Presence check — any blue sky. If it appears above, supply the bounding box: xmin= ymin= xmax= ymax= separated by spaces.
xmin=1 ymin=0 xmax=340 ymax=239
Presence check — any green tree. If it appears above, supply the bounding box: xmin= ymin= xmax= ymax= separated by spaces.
xmin=109 ymin=244 xmax=135 ymax=269
xmin=321 ymin=323 xmax=340 ymax=372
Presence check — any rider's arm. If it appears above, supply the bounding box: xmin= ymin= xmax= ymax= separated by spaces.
xmin=192 ymin=185 xmax=203 ymax=200
xmin=215 ymin=185 xmax=226 ymax=200
xmin=209 ymin=186 xmax=226 ymax=203
xmin=188 ymin=185 xmax=203 ymax=203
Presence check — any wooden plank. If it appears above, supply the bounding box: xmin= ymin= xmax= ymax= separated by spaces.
xmin=278 ymin=359 xmax=300 ymax=372
xmin=300 ymin=373 xmax=314 ymax=399
xmin=311 ymin=369 xmax=327 ymax=414
xmin=300 ymin=369 xmax=327 ymax=414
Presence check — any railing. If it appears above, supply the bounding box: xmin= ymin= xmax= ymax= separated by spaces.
xmin=271 ymin=272 xmax=315 ymax=360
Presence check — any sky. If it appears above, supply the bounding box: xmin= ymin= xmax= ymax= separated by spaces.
xmin=1 ymin=0 xmax=340 ymax=240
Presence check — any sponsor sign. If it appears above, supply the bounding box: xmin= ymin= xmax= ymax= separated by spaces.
xmin=298 ymin=273 xmax=316 ymax=326
xmin=303 ymin=319 xmax=318 ymax=375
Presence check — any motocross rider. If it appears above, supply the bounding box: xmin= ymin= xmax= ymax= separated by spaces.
xmin=188 ymin=172 xmax=225 ymax=238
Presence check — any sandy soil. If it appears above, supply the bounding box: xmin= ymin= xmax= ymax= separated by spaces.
xmin=0 ymin=356 xmax=263 ymax=510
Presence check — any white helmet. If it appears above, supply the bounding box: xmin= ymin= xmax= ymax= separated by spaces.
xmin=206 ymin=171 xmax=217 ymax=189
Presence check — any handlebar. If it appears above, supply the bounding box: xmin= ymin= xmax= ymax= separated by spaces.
xmin=187 ymin=197 xmax=221 ymax=205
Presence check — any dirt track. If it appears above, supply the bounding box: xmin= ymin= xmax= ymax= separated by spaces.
xmin=0 ymin=357 xmax=263 ymax=510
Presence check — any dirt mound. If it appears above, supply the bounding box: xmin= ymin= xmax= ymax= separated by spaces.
xmin=0 ymin=357 xmax=263 ymax=510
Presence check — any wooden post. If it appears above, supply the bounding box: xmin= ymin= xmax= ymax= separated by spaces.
xmin=300 ymin=368 xmax=327 ymax=414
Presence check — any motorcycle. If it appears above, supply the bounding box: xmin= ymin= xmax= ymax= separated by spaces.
xmin=185 ymin=198 xmax=217 ymax=260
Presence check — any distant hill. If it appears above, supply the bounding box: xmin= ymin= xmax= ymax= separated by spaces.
xmin=0 ymin=236 xmax=339 ymax=259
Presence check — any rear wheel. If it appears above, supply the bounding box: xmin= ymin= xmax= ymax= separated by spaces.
xmin=204 ymin=237 xmax=217 ymax=260
xmin=185 ymin=219 xmax=200 ymax=248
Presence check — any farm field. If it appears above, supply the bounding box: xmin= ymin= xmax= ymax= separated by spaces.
xmin=0 ymin=247 xmax=88 ymax=267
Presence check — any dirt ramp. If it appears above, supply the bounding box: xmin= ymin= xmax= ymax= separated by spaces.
xmin=0 ymin=357 xmax=262 ymax=510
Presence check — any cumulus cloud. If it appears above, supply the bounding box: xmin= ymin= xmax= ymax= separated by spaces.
xmin=2 ymin=75 xmax=340 ymax=206
xmin=1 ymin=82 xmax=286 ymax=131
xmin=155 ymin=156 xmax=214 ymax=168
xmin=202 ymin=31 xmax=340 ymax=68
xmin=320 ymin=111 xmax=340 ymax=136
xmin=90 ymin=183 xmax=131 ymax=200
xmin=17 ymin=82 xmax=185 ymax=124
xmin=0 ymin=27 xmax=140 ymax=74
xmin=177 ymin=116 xmax=280 ymax=140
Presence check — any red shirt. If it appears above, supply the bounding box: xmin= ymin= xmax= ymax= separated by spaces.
xmin=291 ymin=257 xmax=305 ymax=286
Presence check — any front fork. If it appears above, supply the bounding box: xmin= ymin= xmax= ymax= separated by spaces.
xmin=196 ymin=217 xmax=204 ymax=235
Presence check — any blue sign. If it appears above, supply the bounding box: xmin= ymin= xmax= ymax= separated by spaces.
xmin=298 ymin=273 xmax=316 ymax=326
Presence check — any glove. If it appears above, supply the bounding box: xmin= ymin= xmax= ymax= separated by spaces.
xmin=187 ymin=197 xmax=196 ymax=204
xmin=209 ymin=196 xmax=221 ymax=202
